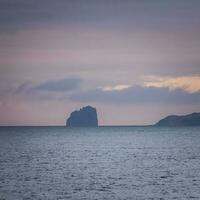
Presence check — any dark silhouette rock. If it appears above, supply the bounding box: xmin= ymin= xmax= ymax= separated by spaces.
xmin=155 ymin=112 xmax=200 ymax=126
xmin=66 ymin=106 xmax=98 ymax=127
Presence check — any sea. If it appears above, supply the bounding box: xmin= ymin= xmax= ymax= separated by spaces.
xmin=0 ymin=126 xmax=200 ymax=200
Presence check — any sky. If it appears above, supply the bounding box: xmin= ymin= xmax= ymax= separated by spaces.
xmin=0 ymin=0 xmax=200 ymax=126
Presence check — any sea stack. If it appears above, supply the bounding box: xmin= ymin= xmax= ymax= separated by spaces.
xmin=66 ymin=106 xmax=98 ymax=127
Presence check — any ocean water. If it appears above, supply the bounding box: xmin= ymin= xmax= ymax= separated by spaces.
xmin=0 ymin=126 xmax=200 ymax=200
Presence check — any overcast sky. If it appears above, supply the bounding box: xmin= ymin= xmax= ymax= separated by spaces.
xmin=0 ymin=0 xmax=200 ymax=125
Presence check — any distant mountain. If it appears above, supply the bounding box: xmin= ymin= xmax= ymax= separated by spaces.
xmin=66 ymin=106 xmax=98 ymax=127
xmin=155 ymin=112 xmax=200 ymax=126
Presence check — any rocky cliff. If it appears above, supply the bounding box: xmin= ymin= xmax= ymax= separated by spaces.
xmin=156 ymin=112 xmax=200 ymax=126
xmin=66 ymin=106 xmax=98 ymax=127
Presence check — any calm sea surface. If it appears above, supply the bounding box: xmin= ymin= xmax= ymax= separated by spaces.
xmin=0 ymin=126 xmax=200 ymax=200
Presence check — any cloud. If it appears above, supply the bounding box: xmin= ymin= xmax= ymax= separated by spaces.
xmin=15 ymin=81 xmax=33 ymax=94
xmin=13 ymin=78 xmax=82 ymax=101
xmin=12 ymin=77 xmax=200 ymax=106
xmin=70 ymin=85 xmax=200 ymax=105
xmin=33 ymin=78 xmax=82 ymax=92
xmin=144 ymin=75 xmax=200 ymax=93
xmin=1 ymin=0 xmax=200 ymax=32
xmin=100 ymin=84 xmax=131 ymax=91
